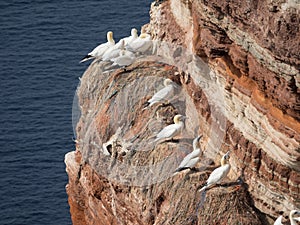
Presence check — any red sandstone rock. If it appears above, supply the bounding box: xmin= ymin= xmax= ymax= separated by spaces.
xmin=66 ymin=0 xmax=300 ymax=224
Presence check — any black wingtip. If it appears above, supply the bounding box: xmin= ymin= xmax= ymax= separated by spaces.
xmin=80 ymin=55 xmax=94 ymax=63
xmin=143 ymin=101 xmax=150 ymax=108
xmin=141 ymin=101 xmax=151 ymax=111
xmin=175 ymin=167 xmax=190 ymax=173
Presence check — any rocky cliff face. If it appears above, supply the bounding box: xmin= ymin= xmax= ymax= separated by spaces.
xmin=65 ymin=0 xmax=299 ymax=224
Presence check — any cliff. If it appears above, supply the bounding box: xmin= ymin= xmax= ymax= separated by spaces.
xmin=65 ymin=0 xmax=300 ymax=224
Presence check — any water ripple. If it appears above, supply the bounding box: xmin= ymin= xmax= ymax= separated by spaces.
xmin=0 ymin=0 xmax=151 ymax=224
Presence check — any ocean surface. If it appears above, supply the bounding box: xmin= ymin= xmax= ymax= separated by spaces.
xmin=0 ymin=1 xmax=151 ymax=224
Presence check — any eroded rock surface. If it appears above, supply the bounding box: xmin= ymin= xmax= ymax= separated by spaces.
xmin=146 ymin=0 xmax=300 ymax=218
xmin=66 ymin=0 xmax=300 ymax=224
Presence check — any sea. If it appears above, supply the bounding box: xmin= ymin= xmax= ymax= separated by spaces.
xmin=0 ymin=1 xmax=151 ymax=224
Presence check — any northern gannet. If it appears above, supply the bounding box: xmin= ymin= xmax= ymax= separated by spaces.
xmin=111 ymin=49 xmax=136 ymax=67
xmin=116 ymin=28 xmax=138 ymax=46
xmin=154 ymin=114 xmax=186 ymax=142
xmin=147 ymin=78 xmax=175 ymax=107
xmin=274 ymin=210 xmax=300 ymax=225
xmin=80 ymin=31 xmax=115 ymax=63
xmin=199 ymin=151 xmax=231 ymax=192
xmin=175 ymin=135 xmax=203 ymax=172
xmin=126 ymin=33 xmax=152 ymax=54
xmin=102 ymin=39 xmax=125 ymax=61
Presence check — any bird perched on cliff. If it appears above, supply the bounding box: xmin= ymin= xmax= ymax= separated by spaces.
xmin=126 ymin=33 xmax=152 ymax=54
xmin=111 ymin=49 xmax=136 ymax=67
xmin=80 ymin=31 xmax=115 ymax=63
xmin=146 ymin=78 xmax=176 ymax=107
xmin=105 ymin=28 xmax=137 ymax=62
xmin=116 ymin=28 xmax=138 ymax=46
xmin=102 ymin=39 xmax=125 ymax=61
xmin=175 ymin=135 xmax=203 ymax=172
xmin=154 ymin=114 xmax=186 ymax=143
xmin=199 ymin=151 xmax=231 ymax=192
xmin=274 ymin=210 xmax=300 ymax=225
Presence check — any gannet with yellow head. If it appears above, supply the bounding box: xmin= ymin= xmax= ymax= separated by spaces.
xmin=104 ymin=28 xmax=138 ymax=62
xmin=175 ymin=135 xmax=203 ymax=172
xmin=147 ymin=78 xmax=175 ymax=107
xmin=199 ymin=151 xmax=231 ymax=192
xmin=154 ymin=114 xmax=186 ymax=142
xmin=116 ymin=28 xmax=138 ymax=47
xmin=80 ymin=31 xmax=115 ymax=63
xmin=126 ymin=32 xmax=152 ymax=53
xmin=274 ymin=210 xmax=300 ymax=225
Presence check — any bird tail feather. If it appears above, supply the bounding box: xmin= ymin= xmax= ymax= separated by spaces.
xmin=153 ymin=137 xmax=160 ymax=143
xmin=174 ymin=167 xmax=189 ymax=173
xmin=199 ymin=185 xmax=207 ymax=192
xmin=80 ymin=55 xmax=94 ymax=63
xmin=141 ymin=101 xmax=150 ymax=111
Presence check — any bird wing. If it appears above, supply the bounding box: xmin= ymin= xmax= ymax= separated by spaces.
xmin=156 ymin=123 xmax=180 ymax=140
xmin=188 ymin=148 xmax=201 ymax=159
xmin=175 ymin=157 xmax=199 ymax=172
xmin=148 ymin=85 xmax=174 ymax=105
xmin=112 ymin=55 xmax=134 ymax=66
xmin=137 ymin=40 xmax=152 ymax=52
xmin=90 ymin=42 xmax=111 ymax=57
xmin=124 ymin=50 xmax=135 ymax=58
xmin=178 ymin=153 xmax=194 ymax=169
xmin=206 ymin=164 xmax=230 ymax=186
xmin=178 ymin=149 xmax=200 ymax=168
xmin=102 ymin=48 xmax=121 ymax=61
xmin=127 ymin=39 xmax=152 ymax=52
xmin=184 ymin=157 xmax=199 ymax=168
xmin=273 ymin=215 xmax=283 ymax=225
xmin=120 ymin=36 xmax=137 ymax=45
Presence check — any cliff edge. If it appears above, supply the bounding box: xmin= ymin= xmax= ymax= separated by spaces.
xmin=65 ymin=1 xmax=299 ymax=224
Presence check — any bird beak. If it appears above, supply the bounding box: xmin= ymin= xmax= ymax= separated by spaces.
xmin=197 ymin=135 xmax=203 ymax=141
xmin=224 ymin=151 xmax=230 ymax=159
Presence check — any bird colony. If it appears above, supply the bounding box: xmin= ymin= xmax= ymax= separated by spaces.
xmin=80 ymin=29 xmax=300 ymax=225
xmin=80 ymin=29 xmax=152 ymax=66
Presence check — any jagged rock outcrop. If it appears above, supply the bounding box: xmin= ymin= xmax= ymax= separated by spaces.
xmin=66 ymin=0 xmax=299 ymax=224
xmin=145 ymin=0 xmax=300 ymax=217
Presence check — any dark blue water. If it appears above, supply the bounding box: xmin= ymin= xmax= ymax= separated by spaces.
xmin=0 ymin=1 xmax=151 ymax=224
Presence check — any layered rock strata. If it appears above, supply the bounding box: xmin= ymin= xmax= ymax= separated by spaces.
xmin=145 ymin=0 xmax=300 ymax=218
xmin=66 ymin=60 xmax=266 ymax=224
xmin=66 ymin=0 xmax=300 ymax=224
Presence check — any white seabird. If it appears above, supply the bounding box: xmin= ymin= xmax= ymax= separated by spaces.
xmin=126 ymin=33 xmax=152 ymax=54
xmin=274 ymin=210 xmax=300 ymax=225
xmin=175 ymin=135 xmax=203 ymax=172
xmin=80 ymin=31 xmax=115 ymax=63
xmin=102 ymin=39 xmax=125 ymax=61
xmin=199 ymin=151 xmax=231 ymax=192
xmin=111 ymin=49 xmax=136 ymax=67
xmin=147 ymin=78 xmax=175 ymax=107
xmin=154 ymin=114 xmax=186 ymax=142
xmin=274 ymin=216 xmax=283 ymax=225
xmin=116 ymin=28 xmax=138 ymax=46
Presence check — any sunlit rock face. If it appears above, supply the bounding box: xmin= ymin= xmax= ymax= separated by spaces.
xmin=146 ymin=0 xmax=299 ymax=217
xmin=66 ymin=57 xmax=265 ymax=224
xmin=66 ymin=0 xmax=299 ymax=224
